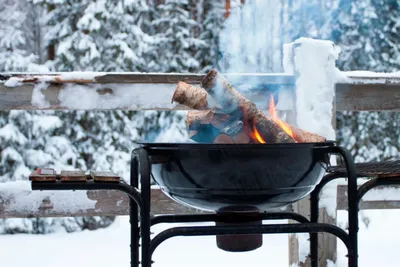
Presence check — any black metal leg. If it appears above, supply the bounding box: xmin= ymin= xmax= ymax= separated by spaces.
xmin=130 ymin=154 xmax=140 ymax=267
xmin=333 ymin=146 xmax=358 ymax=267
xmin=148 ymin=223 xmax=353 ymax=265
xmin=32 ymin=178 xmax=145 ymax=267
xmin=310 ymin=190 xmax=319 ymax=267
xmin=138 ymin=149 xmax=152 ymax=267
xmin=151 ymin=212 xmax=310 ymax=226
xmin=309 ymin=173 xmax=349 ymax=267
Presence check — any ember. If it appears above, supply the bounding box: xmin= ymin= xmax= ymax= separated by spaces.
xmin=172 ymin=68 xmax=326 ymax=144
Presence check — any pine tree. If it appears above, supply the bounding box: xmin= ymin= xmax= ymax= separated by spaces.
xmin=197 ymin=0 xmax=226 ymax=72
xmin=0 ymin=109 xmax=188 ymax=234
xmin=286 ymin=0 xmax=336 ymax=41
xmin=152 ymin=0 xmax=207 ymax=72
xmin=369 ymin=0 xmax=400 ymax=72
xmin=337 ymin=111 xmax=400 ymax=162
xmin=35 ymin=0 xmax=90 ymax=71
xmin=76 ymin=0 xmax=154 ymax=72
xmin=330 ymin=0 xmax=377 ymax=71
xmin=0 ymin=0 xmax=39 ymax=71
xmin=331 ymin=0 xmax=399 ymax=162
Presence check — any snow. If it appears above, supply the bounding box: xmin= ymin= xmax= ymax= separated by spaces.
xmin=284 ymin=37 xmax=339 ymax=140
xmin=283 ymin=37 xmax=344 ymax=262
xmin=335 ymin=70 xmax=400 ymax=84
xmin=32 ymin=115 xmax=63 ymax=134
xmin=59 ymin=71 xmax=106 ymax=81
xmin=0 ymin=123 xmax=28 ymax=145
xmin=4 ymin=77 xmax=23 ymax=87
xmin=360 ymin=186 xmax=400 ymax=201
xmin=31 ymin=81 xmax=50 ymax=109
xmin=1 ymin=147 xmax=24 ymax=164
xmin=344 ymin=70 xmax=400 ymax=78
xmin=58 ymin=83 xmax=177 ymax=110
xmin=0 ymin=180 xmax=96 ymax=214
xmin=1 ymin=210 xmax=400 ymax=266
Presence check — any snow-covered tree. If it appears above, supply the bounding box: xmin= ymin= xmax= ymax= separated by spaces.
xmin=331 ymin=0 xmax=400 ymax=162
xmin=286 ymin=0 xmax=336 ymax=41
xmin=152 ymin=0 xmax=207 ymax=72
xmin=0 ymin=110 xmax=187 ymax=234
xmin=196 ymin=0 xmax=226 ymax=72
xmin=76 ymin=0 xmax=154 ymax=72
xmin=337 ymin=111 xmax=399 ymax=163
xmin=330 ymin=0 xmax=377 ymax=71
xmin=0 ymin=0 xmax=39 ymax=71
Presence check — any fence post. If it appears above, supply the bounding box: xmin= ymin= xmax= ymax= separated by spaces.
xmin=284 ymin=38 xmax=340 ymax=267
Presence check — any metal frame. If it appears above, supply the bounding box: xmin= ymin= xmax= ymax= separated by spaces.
xmin=31 ymin=145 xmax=364 ymax=267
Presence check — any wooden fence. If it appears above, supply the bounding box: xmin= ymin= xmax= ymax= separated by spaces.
xmin=0 ymin=70 xmax=399 ymax=267
xmin=1 ymin=185 xmax=399 ymax=219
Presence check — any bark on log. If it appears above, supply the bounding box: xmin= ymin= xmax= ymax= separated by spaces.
xmin=291 ymin=126 xmax=326 ymax=143
xmin=187 ymin=109 xmax=230 ymax=130
xmin=201 ymin=68 xmax=295 ymax=143
xmin=172 ymin=81 xmax=209 ymax=110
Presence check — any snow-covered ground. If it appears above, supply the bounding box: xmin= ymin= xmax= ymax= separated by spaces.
xmin=1 ymin=210 xmax=399 ymax=267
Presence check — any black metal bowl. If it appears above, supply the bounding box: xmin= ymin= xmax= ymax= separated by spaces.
xmin=139 ymin=142 xmax=334 ymax=212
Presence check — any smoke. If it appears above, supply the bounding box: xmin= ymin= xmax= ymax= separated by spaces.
xmin=219 ymin=0 xmax=283 ymax=74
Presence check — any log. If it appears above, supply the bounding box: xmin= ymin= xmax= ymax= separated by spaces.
xmin=172 ymin=81 xmax=209 ymax=110
xmin=201 ymin=68 xmax=295 ymax=143
xmin=214 ymin=134 xmax=234 ymax=144
xmin=187 ymin=109 xmax=230 ymax=130
xmin=234 ymin=132 xmax=251 ymax=144
xmin=187 ymin=109 xmax=230 ymax=143
xmin=291 ymin=126 xmax=326 ymax=143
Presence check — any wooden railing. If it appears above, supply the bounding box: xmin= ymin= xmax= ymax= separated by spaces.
xmin=1 ymin=184 xmax=399 ymax=219
xmin=0 ymin=72 xmax=399 ymax=111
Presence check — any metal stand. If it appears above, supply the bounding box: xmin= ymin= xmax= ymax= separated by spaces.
xmin=31 ymin=145 xmax=362 ymax=267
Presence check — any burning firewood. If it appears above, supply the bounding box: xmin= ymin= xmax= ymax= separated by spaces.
xmin=187 ymin=109 xmax=230 ymax=130
xmin=291 ymin=127 xmax=326 ymax=143
xmin=214 ymin=134 xmax=234 ymax=144
xmin=171 ymin=69 xmax=326 ymax=144
xmin=233 ymin=132 xmax=251 ymax=144
xmin=201 ymin=68 xmax=295 ymax=143
xmin=171 ymin=81 xmax=209 ymax=110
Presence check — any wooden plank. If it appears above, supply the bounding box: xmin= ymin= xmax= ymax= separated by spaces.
xmin=90 ymin=171 xmax=120 ymax=182
xmin=0 ymin=72 xmax=296 ymax=85
xmin=336 ymin=83 xmax=400 ymax=111
xmin=0 ymin=187 xmax=206 ymax=219
xmin=289 ymin=197 xmax=311 ymax=266
xmin=1 ymin=73 xmax=400 ymax=111
xmin=60 ymin=170 xmax=86 ymax=182
xmin=0 ymin=82 xmax=290 ymax=111
xmin=0 ymin=82 xmax=399 ymax=111
xmin=29 ymin=169 xmax=57 ymax=182
xmin=2 ymin=185 xmax=400 ymax=219
xmin=0 ymin=84 xmax=64 ymax=110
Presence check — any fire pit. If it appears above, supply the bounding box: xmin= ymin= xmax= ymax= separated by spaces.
xmin=145 ymin=142 xmax=333 ymax=212
xmin=138 ymin=141 xmax=333 ymax=252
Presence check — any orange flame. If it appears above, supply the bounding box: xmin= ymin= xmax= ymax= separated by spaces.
xmin=245 ymin=95 xmax=295 ymax=144
xmin=253 ymin=124 xmax=266 ymax=144
xmin=269 ymin=95 xmax=294 ymax=139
